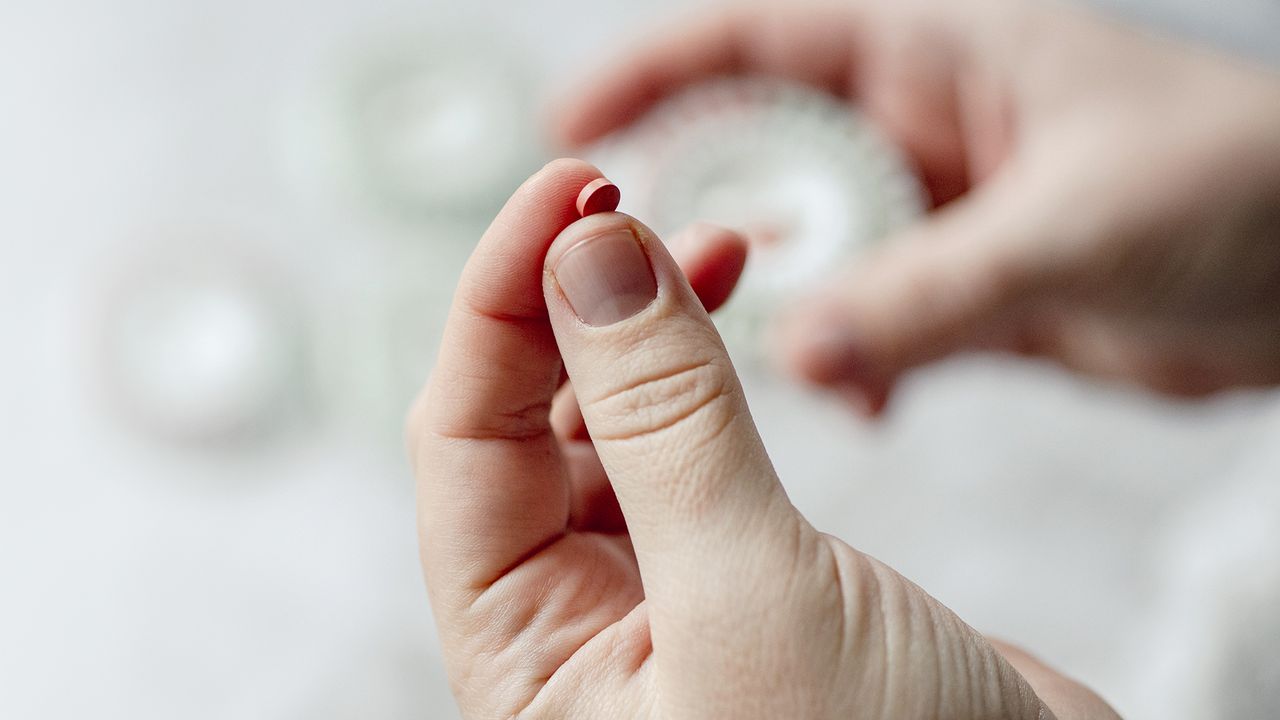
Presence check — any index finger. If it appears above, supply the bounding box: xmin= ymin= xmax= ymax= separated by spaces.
xmin=553 ymin=4 xmax=863 ymax=146
xmin=409 ymin=158 xmax=601 ymax=605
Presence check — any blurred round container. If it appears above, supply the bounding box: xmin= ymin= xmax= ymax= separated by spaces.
xmin=280 ymin=28 xmax=543 ymax=225
xmin=98 ymin=250 xmax=304 ymax=446
xmin=586 ymin=79 xmax=925 ymax=357
xmin=337 ymin=31 xmax=542 ymax=219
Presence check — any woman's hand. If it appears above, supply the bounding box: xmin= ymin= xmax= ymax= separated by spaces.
xmin=408 ymin=159 xmax=1118 ymax=718
xmin=556 ymin=0 xmax=1280 ymax=413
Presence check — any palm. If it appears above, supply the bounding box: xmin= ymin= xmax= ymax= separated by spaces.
xmin=502 ymin=531 xmax=648 ymax=712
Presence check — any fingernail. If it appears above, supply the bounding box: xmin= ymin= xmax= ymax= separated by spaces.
xmin=553 ymin=228 xmax=657 ymax=326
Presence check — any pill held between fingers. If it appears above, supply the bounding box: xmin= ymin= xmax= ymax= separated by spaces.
xmin=576 ymin=178 xmax=621 ymax=217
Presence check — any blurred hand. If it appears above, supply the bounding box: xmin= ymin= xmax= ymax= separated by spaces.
xmin=409 ymin=159 xmax=1118 ymax=719
xmin=555 ymin=0 xmax=1280 ymax=413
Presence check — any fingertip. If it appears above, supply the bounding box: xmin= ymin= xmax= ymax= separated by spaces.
xmin=532 ymin=156 xmax=604 ymax=190
xmin=768 ymin=297 xmax=899 ymax=419
xmin=670 ymin=223 xmax=750 ymax=313
xmin=493 ymin=157 xmax=603 ymax=238
xmin=771 ymin=303 xmax=867 ymax=386
xmin=461 ymin=158 xmax=606 ymax=319
xmin=833 ymin=380 xmax=892 ymax=420
xmin=674 ymin=222 xmax=750 ymax=259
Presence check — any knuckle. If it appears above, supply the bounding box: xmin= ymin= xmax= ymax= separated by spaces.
xmin=584 ymin=354 xmax=740 ymax=444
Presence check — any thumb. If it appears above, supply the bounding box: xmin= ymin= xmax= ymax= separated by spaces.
xmin=541 ymin=210 xmax=800 ymax=628
xmin=777 ymin=179 xmax=1054 ymax=413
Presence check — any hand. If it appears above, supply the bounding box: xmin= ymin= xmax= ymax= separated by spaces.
xmin=409 ymin=159 xmax=1118 ymax=718
xmin=555 ymin=0 xmax=1280 ymax=413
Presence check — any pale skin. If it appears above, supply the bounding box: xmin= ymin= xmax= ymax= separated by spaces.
xmin=411 ymin=0 xmax=1280 ymax=717
xmin=410 ymin=161 xmax=1114 ymax=718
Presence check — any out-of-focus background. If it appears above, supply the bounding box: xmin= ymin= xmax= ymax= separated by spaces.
xmin=3 ymin=0 xmax=1279 ymax=718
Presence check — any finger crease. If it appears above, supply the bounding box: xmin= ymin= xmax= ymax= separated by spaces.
xmin=467 ymin=530 xmax=568 ymax=605
xmin=585 ymin=357 xmax=718 ymax=405
xmin=428 ymin=399 xmax=554 ymax=443
xmin=592 ymin=387 xmax=734 ymax=443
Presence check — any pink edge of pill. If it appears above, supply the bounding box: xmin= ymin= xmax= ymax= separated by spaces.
xmin=576 ymin=178 xmax=621 ymax=217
